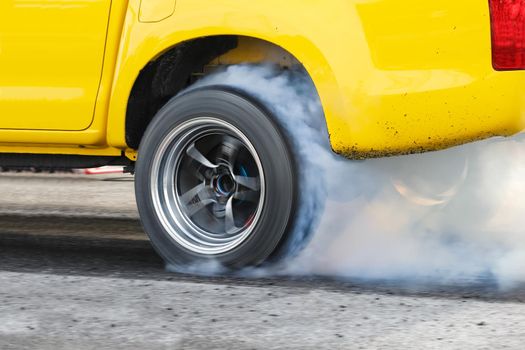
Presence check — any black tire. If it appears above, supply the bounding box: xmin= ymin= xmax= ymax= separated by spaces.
xmin=135 ymin=86 xmax=312 ymax=268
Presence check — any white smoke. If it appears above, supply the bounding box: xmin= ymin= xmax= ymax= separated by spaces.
xmin=190 ymin=64 xmax=525 ymax=289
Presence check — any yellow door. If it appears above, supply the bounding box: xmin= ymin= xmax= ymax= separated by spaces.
xmin=0 ymin=0 xmax=112 ymax=131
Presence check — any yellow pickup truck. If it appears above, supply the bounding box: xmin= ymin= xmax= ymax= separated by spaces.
xmin=1 ymin=0 xmax=524 ymax=268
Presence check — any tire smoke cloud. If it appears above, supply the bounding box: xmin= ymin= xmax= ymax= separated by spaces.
xmin=189 ymin=64 xmax=525 ymax=288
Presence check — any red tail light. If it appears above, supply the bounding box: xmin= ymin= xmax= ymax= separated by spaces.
xmin=489 ymin=0 xmax=525 ymax=70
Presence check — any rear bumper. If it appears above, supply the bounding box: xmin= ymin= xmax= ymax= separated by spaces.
xmin=330 ymin=69 xmax=525 ymax=158
xmin=322 ymin=0 xmax=525 ymax=158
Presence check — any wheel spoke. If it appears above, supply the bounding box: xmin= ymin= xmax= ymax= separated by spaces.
xmin=179 ymin=183 xmax=215 ymax=217
xmin=179 ymin=182 xmax=205 ymax=204
xmin=234 ymin=175 xmax=260 ymax=191
xmin=186 ymin=197 xmax=215 ymax=217
xmin=186 ymin=142 xmax=218 ymax=169
xmin=233 ymin=190 xmax=259 ymax=203
xmin=212 ymin=202 xmax=226 ymax=219
xmin=225 ymin=197 xmax=241 ymax=234
xmin=188 ymin=162 xmax=206 ymax=181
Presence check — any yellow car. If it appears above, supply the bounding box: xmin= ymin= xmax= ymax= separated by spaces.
xmin=1 ymin=0 xmax=524 ymax=267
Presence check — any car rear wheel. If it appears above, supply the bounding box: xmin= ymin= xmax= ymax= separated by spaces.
xmin=135 ymin=86 xmax=304 ymax=268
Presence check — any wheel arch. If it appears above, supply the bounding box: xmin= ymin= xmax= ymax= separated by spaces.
xmin=107 ymin=33 xmax=344 ymax=151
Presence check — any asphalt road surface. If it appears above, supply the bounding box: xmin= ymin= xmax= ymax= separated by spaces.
xmin=1 ymin=172 xmax=525 ymax=349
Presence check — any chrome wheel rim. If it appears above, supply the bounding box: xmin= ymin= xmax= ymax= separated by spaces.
xmin=150 ymin=117 xmax=265 ymax=255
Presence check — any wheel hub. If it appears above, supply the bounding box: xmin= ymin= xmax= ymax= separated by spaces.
xmin=213 ymin=172 xmax=236 ymax=197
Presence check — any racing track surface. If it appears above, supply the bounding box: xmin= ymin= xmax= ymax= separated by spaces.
xmin=0 ymin=173 xmax=525 ymax=349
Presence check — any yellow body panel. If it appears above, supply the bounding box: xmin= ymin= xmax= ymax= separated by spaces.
xmin=1 ymin=0 xmax=525 ymax=159
xmin=0 ymin=0 xmax=112 ymax=131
